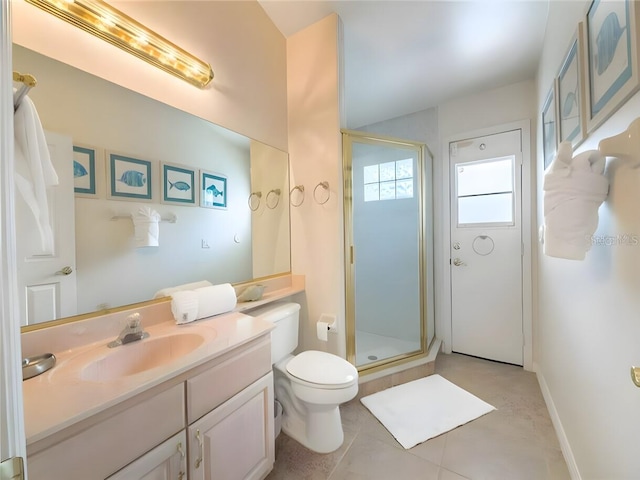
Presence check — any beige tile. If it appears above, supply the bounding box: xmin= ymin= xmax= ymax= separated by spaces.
xmin=266 ymin=428 xmax=355 ymax=480
xmin=438 ymin=467 xmax=470 ymax=480
xmin=356 ymin=375 xmax=392 ymax=399
xmin=328 ymin=433 xmax=440 ymax=480
xmin=391 ymin=362 xmax=435 ymax=386
xmin=345 ymin=400 xmax=402 ymax=450
xmin=408 ymin=432 xmax=447 ymax=466
xmin=441 ymin=417 xmax=551 ymax=480
xmin=269 ymin=353 xmax=569 ymax=480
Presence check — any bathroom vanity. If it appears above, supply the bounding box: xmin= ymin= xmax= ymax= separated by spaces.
xmin=20 ymin=278 xmax=304 ymax=480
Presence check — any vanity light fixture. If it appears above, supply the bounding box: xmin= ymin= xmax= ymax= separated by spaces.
xmin=24 ymin=0 xmax=214 ymax=88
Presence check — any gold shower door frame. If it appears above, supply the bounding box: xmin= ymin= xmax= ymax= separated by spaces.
xmin=342 ymin=130 xmax=430 ymax=374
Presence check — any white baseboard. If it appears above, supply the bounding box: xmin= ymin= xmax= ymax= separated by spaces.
xmin=534 ymin=362 xmax=582 ymax=480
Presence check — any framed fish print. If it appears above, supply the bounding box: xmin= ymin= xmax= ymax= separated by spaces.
xmin=107 ymin=151 xmax=154 ymax=201
xmin=162 ymin=162 xmax=197 ymax=205
xmin=558 ymin=24 xmax=586 ymax=148
xmin=73 ymin=144 xmax=103 ymax=198
xmin=584 ymin=0 xmax=640 ymax=133
xmin=542 ymin=84 xmax=558 ymax=170
xmin=200 ymin=170 xmax=227 ymax=209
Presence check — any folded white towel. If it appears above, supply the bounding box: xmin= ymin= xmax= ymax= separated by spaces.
xmin=14 ymin=94 xmax=58 ymax=253
xmin=194 ymin=283 xmax=237 ymax=319
xmin=154 ymin=280 xmax=213 ymax=299
xmin=133 ymin=206 xmax=161 ymax=248
xmin=170 ymin=290 xmax=199 ymax=324
xmin=543 ymin=141 xmax=609 ymax=260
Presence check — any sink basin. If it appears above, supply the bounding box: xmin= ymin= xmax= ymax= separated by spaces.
xmin=79 ymin=333 xmax=206 ymax=382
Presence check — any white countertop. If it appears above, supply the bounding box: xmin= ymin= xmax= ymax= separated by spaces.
xmin=22 ymin=311 xmax=273 ymax=445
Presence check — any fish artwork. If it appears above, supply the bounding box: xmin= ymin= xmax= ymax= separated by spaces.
xmin=168 ymin=180 xmax=191 ymax=191
xmin=118 ymin=170 xmax=146 ymax=187
xmin=562 ymin=91 xmax=577 ymax=119
xmin=206 ymin=184 xmax=224 ymax=197
xmin=595 ymin=12 xmax=627 ymax=76
xmin=73 ymin=160 xmax=88 ymax=178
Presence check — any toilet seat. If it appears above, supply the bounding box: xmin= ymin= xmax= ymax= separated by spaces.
xmin=286 ymin=350 xmax=358 ymax=389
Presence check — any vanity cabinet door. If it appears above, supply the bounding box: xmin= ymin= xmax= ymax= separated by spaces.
xmin=188 ymin=372 xmax=274 ymax=480
xmin=106 ymin=430 xmax=187 ymax=480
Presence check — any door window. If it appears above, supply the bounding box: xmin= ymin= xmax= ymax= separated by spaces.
xmin=455 ymin=156 xmax=515 ymax=226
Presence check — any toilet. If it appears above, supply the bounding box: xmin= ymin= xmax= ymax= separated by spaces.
xmin=247 ymin=302 xmax=358 ymax=453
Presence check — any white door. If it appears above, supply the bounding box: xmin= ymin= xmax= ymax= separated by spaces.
xmin=450 ymin=129 xmax=523 ymax=365
xmin=15 ymin=131 xmax=77 ymax=326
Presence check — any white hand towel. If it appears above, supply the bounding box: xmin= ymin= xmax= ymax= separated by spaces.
xmin=154 ymin=280 xmax=213 ymax=299
xmin=14 ymin=94 xmax=59 ymax=253
xmin=133 ymin=206 xmax=161 ymax=247
xmin=543 ymin=141 xmax=609 ymax=260
xmin=194 ymin=283 xmax=237 ymax=319
xmin=171 ymin=290 xmax=199 ymax=324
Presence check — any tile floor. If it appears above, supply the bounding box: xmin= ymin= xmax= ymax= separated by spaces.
xmin=266 ymin=352 xmax=571 ymax=480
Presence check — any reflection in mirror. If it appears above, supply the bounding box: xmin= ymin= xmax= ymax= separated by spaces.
xmin=13 ymin=45 xmax=290 ymax=327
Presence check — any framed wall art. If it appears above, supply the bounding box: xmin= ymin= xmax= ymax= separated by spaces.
xmin=107 ymin=151 xmax=154 ymax=201
xmin=73 ymin=144 xmax=103 ymax=198
xmin=542 ymin=84 xmax=558 ymax=169
xmin=162 ymin=162 xmax=197 ymax=205
xmin=584 ymin=0 xmax=640 ymax=132
xmin=558 ymin=24 xmax=586 ymax=147
xmin=200 ymin=170 xmax=227 ymax=209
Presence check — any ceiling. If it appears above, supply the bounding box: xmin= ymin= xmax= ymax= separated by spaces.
xmin=259 ymin=0 xmax=550 ymax=128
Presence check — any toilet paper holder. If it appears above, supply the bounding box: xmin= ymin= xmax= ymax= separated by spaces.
xmin=317 ymin=314 xmax=338 ymax=341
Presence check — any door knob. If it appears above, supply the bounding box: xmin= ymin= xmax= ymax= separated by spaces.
xmin=55 ymin=266 xmax=73 ymax=275
xmin=452 ymin=258 xmax=466 ymax=267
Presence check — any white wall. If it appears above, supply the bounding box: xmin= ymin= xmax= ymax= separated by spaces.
xmin=287 ymin=14 xmax=346 ymax=357
xmin=536 ymin=2 xmax=640 ymax=478
xmin=13 ymin=45 xmax=252 ymax=314
xmin=12 ymin=1 xmax=288 ymax=151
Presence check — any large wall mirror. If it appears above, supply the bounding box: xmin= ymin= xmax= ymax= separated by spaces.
xmin=13 ymin=44 xmax=291 ymax=328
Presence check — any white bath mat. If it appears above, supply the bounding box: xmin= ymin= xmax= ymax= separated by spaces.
xmin=360 ymin=374 xmax=496 ymax=449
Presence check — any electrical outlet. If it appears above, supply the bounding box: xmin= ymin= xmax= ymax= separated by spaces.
xmin=201 ymin=239 xmax=210 ymax=249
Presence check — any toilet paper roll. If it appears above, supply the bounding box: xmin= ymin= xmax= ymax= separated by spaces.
xmin=317 ymin=321 xmax=329 ymax=342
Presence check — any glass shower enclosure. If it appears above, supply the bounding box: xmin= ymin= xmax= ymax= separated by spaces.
xmin=343 ymin=130 xmax=432 ymax=372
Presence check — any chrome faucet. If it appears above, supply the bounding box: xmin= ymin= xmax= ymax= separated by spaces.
xmin=108 ymin=313 xmax=149 ymax=348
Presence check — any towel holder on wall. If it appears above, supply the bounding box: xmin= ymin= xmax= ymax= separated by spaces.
xmin=266 ymin=189 xmax=281 ymax=209
xmin=598 ymin=117 xmax=640 ymax=167
xmin=313 ymin=181 xmax=330 ymax=205
xmin=290 ymin=185 xmax=305 ymax=207
xmin=248 ymin=191 xmax=262 ymax=211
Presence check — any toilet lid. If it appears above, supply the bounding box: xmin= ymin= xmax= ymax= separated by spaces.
xmin=286 ymin=350 xmax=358 ymax=386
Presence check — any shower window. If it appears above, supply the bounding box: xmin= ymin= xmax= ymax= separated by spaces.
xmin=363 ymin=158 xmax=414 ymax=202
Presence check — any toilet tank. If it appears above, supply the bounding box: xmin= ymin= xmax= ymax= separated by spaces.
xmin=247 ymin=302 xmax=300 ymax=364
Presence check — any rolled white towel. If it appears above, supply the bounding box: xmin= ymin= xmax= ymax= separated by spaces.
xmin=171 ymin=290 xmax=199 ymax=324
xmin=194 ymin=283 xmax=237 ymax=319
